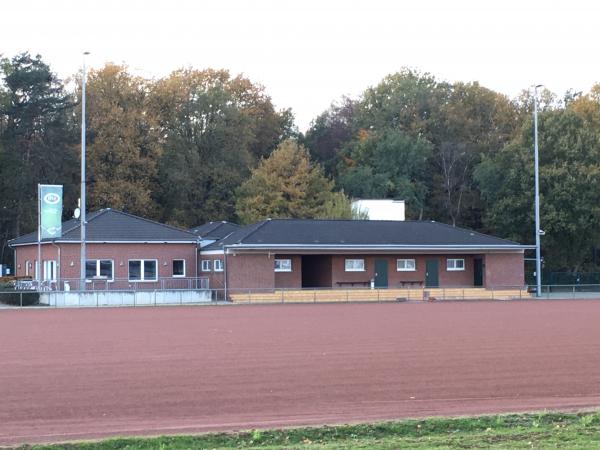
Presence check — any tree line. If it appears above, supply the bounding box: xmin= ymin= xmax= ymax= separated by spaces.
xmin=1 ymin=52 xmax=599 ymax=272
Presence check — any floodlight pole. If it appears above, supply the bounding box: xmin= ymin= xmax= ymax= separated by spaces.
xmin=533 ymin=85 xmax=542 ymax=297
xmin=80 ymin=52 xmax=89 ymax=290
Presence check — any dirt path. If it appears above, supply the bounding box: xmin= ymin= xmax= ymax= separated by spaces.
xmin=2 ymin=301 xmax=600 ymax=445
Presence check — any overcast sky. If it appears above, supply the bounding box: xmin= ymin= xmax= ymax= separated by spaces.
xmin=2 ymin=0 xmax=599 ymax=131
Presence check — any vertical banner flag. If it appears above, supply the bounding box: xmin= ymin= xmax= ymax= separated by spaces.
xmin=39 ymin=185 xmax=63 ymax=239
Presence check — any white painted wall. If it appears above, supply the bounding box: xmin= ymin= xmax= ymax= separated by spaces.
xmin=352 ymin=199 xmax=405 ymax=221
xmin=41 ymin=290 xmax=212 ymax=307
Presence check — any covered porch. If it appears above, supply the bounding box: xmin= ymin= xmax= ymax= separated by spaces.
xmin=274 ymin=253 xmax=496 ymax=289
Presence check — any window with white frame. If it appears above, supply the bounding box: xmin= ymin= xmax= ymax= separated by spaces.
xmin=43 ymin=260 xmax=57 ymax=281
xmin=201 ymin=260 xmax=212 ymax=272
xmin=172 ymin=259 xmax=185 ymax=277
xmin=345 ymin=259 xmax=365 ymax=272
xmin=86 ymin=260 xmax=114 ymax=280
xmin=214 ymin=259 xmax=224 ymax=272
xmin=274 ymin=259 xmax=292 ymax=272
xmin=128 ymin=259 xmax=158 ymax=281
xmin=447 ymin=258 xmax=465 ymax=271
xmin=25 ymin=260 xmax=30 ymax=277
xmin=397 ymin=259 xmax=416 ymax=271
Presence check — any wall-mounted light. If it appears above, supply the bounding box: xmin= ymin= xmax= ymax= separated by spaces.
xmin=163 ymin=261 xmax=168 ymax=266
xmin=70 ymin=261 xmax=75 ymax=267
xmin=120 ymin=261 xmax=124 ymax=266
xmin=17 ymin=264 xmax=21 ymax=269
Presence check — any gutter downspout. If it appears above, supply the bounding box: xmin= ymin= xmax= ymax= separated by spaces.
xmin=196 ymin=239 xmax=200 ymax=289
xmin=223 ymin=246 xmax=228 ymax=301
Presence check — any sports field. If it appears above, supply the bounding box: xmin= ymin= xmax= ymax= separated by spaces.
xmin=1 ymin=300 xmax=600 ymax=446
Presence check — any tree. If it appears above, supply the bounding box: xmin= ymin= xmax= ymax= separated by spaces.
xmin=150 ymin=69 xmax=293 ymax=227
xmin=426 ymin=82 xmax=519 ymax=227
xmin=235 ymin=139 xmax=347 ymax=223
xmin=337 ymin=129 xmax=432 ymax=218
xmin=475 ymin=97 xmax=600 ymax=272
xmin=302 ymin=97 xmax=355 ymax=177
xmin=315 ymin=71 xmax=519 ymax=226
xmin=0 ymin=53 xmax=76 ymax=265
xmin=82 ymin=64 xmax=162 ymax=216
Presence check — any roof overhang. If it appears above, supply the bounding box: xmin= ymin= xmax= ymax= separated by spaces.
xmin=10 ymin=240 xmax=198 ymax=247
xmin=223 ymin=244 xmax=532 ymax=254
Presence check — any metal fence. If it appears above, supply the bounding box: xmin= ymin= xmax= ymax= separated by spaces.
xmin=7 ymin=277 xmax=210 ymax=292
xmin=220 ymin=284 xmax=600 ymax=304
xmin=545 ymin=272 xmax=600 ymax=285
xmin=215 ymin=285 xmax=531 ymax=304
xmin=2 ymin=284 xmax=600 ymax=308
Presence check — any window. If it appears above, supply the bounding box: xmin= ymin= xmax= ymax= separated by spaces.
xmin=274 ymin=259 xmax=292 ymax=272
xmin=397 ymin=259 xmax=416 ymax=271
xmin=214 ymin=259 xmax=224 ymax=272
xmin=25 ymin=260 xmax=30 ymax=277
xmin=43 ymin=260 xmax=57 ymax=281
xmin=86 ymin=260 xmax=114 ymax=281
xmin=447 ymin=258 xmax=465 ymax=271
xmin=345 ymin=259 xmax=365 ymax=272
xmin=201 ymin=260 xmax=212 ymax=272
xmin=172 ymin=259 xmax=185 ymax=277
xmin=128 ymin=259 xmax=158 ymax=281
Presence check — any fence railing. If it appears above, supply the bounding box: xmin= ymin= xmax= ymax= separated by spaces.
xmin=3 ymin=284 xmax=600 ymax=308
xmin=6 ymin=277 xmax=210 ymax=292
xmin=215 ymin=285 xmax=531 ymax=304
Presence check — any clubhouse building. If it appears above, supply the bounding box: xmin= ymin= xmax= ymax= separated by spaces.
xmin=9 ymin=209 xmax=529 ymax=296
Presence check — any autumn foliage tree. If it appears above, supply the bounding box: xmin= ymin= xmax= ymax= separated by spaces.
xmin=83 ymin=64 xmax=162 ymax=216
xmin=150 ymin=69 xmax=293 ymax=227
xmin=235 ymin=139 xmax=351 ymax=223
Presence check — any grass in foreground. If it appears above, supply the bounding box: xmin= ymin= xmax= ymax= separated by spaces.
xmin=15 ymin=410 xmax=600 ymax=450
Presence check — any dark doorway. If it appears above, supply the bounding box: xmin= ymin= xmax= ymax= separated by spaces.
xmin=474 ymin=258 xmax=483 ymax=287
xmin=374 ymin=259 xmax=388 ymax=288
xmin=425 ymin=259 xmax=439 ymax=287
xmin=301 ymin=255 xmax=332 ymax=288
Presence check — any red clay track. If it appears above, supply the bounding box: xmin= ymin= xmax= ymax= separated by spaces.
xmin=2 ymin=301 xmax=600 ymax=445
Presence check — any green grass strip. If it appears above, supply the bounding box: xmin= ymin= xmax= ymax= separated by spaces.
xmin=14 ymin=410 xmax=600 ymax=450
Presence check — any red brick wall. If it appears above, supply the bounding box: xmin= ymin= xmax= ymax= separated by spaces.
xmin=437 ymin=255 xmax=477 ymax=287
xmin=274 ymin=255 xmax=302 ymax=288
xmin=198 ymin=254 xmax=225 ymax=289
xmin=208 ymin=252 xmax=524 ymax=291
xmin=14 ymin=242 xmax=197 ymax=281
xmin=226 ymin=253 xmax=275 ymax=292
xmin=484 ymin=252 xmax=525 ymax=288
xmin=330 ymin=254 xmax=476 ymax=288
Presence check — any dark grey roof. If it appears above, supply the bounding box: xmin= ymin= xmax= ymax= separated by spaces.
xmin=189 ymin=221 xmax=240 ymax=239
xmin=9 ymin=209 xmax=197 ymax=246
xmin=203 ymin=219 xmax=525 ymax=251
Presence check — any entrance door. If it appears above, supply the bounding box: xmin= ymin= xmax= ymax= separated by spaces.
xmin=425 ymin=259 xmax=439 ymax=287
xmin=374 ymin=259 xmax=388 ymax=288
xmin=474 ymin=258 xmax=483 ymax=287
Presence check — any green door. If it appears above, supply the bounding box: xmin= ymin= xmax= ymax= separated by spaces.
xmin=474 ymin=258 xmax=483 ymax=287
xmin=425 ymin=259 xmax=439 ymax=287
xmin=374 ymin=259 xmax=388 ymax=288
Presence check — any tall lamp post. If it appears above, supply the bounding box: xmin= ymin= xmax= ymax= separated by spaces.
xmin=533 ymin=84 xmax=543 ymax=297
xmin=80 ymin=52 xmax=90 ymax=290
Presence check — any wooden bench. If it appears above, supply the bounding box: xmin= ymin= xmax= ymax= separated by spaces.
xmin=336 ymin=280 xmax=371 ymax=288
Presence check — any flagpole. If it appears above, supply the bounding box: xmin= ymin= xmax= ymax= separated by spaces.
xmin=37 ymin=183 xmax=41 ymax=286
xmin=80 ymin=52 xmax=89 ymax=291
